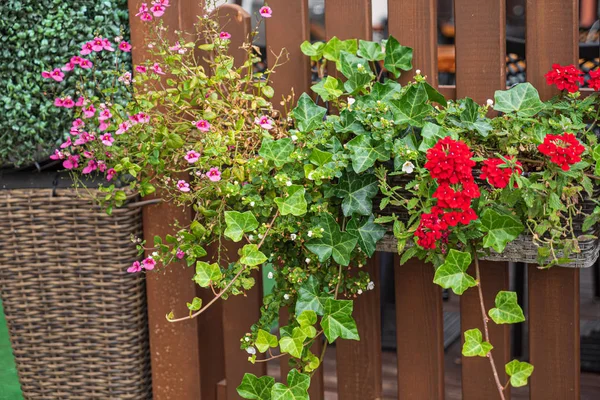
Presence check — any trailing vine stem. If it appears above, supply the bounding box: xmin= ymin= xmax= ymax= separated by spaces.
xmin=473 ymin=251 xmax=506 ymax=400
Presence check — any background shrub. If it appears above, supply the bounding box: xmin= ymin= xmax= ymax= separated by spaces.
xmin=0 ymin=0 xmax=131 ymax=167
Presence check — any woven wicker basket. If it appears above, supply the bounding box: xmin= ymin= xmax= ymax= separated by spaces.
xmin=0 ymin=188 xmax=152 ymax=399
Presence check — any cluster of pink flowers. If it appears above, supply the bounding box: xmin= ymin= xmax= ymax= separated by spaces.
xmin=136 ymin=0 xmax=171 ymax=21
xmin=80 ymin=37 xmax=115 ymax=55
xmin=134 ymin=63 xmax=165 ymax=75
xmin=127 ymin=257 xmax=156 ymax=273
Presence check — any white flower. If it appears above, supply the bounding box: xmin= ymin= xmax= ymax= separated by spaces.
xmin=347 ymin=97 xmax=355 ymax=109
xmin=291 ymin=135 xmax=298 ymax=142
xmin=486 ymin=99 xmax=494 ymax=106
xmin=246 ymin=347 xmax=256 ymax=355
xmin=415 ymin=69 xmax=421 ymax=75
xmin=358 ymin=289 xmax=363 ymax=295
xmin=367 ymin=281 xmax=375 ymax=291
xmin=286 ymin=181 xmax=292 ymax=186
xmin=402 ymin=161 xmax=415 ymax=174
xmin=290 ymin=234 xmax=297 ymax=240
xmin=258 ymin=233 xmax=264 ymax=239
xmin=320 ymin=228 xmax=324 ymax=232
xmin=248 ymin=235 xmax=254 ymax=241
xmin=284 ymin=294 xmax=290 ymax=300
xmin=114 ymin=36 xmax=123 ymax=43
xmin=151 ymin=252 xmax=158 ymax=257
xmin=305 ymin=258 xmax=311 ymax=264
xmin=244 ymin=336 xmax=250 ymax=342
xmin=307 ymin=230 xmax=313 ymax=237
xmin=250 ymin=201 xmax=255 ymax=207
xmin=258 ymin=159 xmax=263 ymax=163
xmin=267 ymin=272 xmax=274 ymax=279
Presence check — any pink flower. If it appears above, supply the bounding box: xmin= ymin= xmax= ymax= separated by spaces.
xmin=70 ymin=56 xmax=83 ymax=65
xmin=82 ymin=159 xmax=98 ymax=174
xmin=46 ymin=68 xmax=64 ymax=82
xmin=150 ymin=4 xmax=165 ymax=16
xmin=116 ymin=121 xmax=131 ymax=135
xmin=177 ymin=180 xmax=191 ymax=192
xmin=80 ymin=42 xmax=94 ymax=55
xmin=75 ymin=132 xmax=93 ymax=145
xmin=219 ymin=32 xmax=231 ymax=40
xmin=130 ymin=112 xmax=150 ymax=124
xmin=106 ymin=168 xmax=116 ymax=181
xmin=100 ymin=133 xmax=114 ymax=146
xmin=119 ymin=41 xmax=132 ymax=52
xmin=135 ymin=65 xmax=147 ymax=73
xmin=60 ymin=137 xmax=72 ymax=149
xmin=98 ymin=161 xmax=107 ymax=172
xmin=118 ymin=71 xmax=132 ymax=84
xmin=72 ymin=118 xmax=85 ymax=129
xmin=154 ymin=0 xmax=170 ymax=6
xmin=176 ymin=248 xmax=185 ymax=259
xmin=152 ymin=63 xmax=165 ymax=75
xmin=168 ymin=41 xmax=187 ymax=54
xmin=127 ymin=261 xmax=142 ymax=273
xmin=63 ymin=155 xmax=80 ymax=169
xmin=99 ymin=121 xmax=109 ymax=131
xmin=70 ymin=127 xmax=80 ymax=136
xmin=83 ymin=105 xmax=96 ymax=119
xmin=83 ymin=151 xmax=94 ymax=159
xmin=259 ymin=6 xmax=272 ymax=18
xmin=54 ymin=98 xmax=64 ymax=107
xmin=79 ymin=59 xmax=93 ymax=69
xmin=98 ymin=109 xmax=112 ymax=121
xmin=91 ymin=37 xmax=104 ymax=52
xmin=142 ymin=257 xmax=156 ymax=270
xmin=41 ymin=71 xmax=51 ymax=79
xmin=195 ymin=119 xmax=210 ymax=132
xmin=102 ymin=38 xmax=115 ymax=51
xmin=49 ymin=149 xmax=64 ymax=160
xmin=62 ymin=62 xmax=76 ymax=71
xmin=75 ymin=97 xmax=86 ymax=107
xmin=185 ymin=150 xmax=200 ymax=163
xmin=207 ymin=167 xmax=222 ymax=182
xmin=140 ymin=12 xmax=153 ymax=21
xmin=62 ymin=97 xmax=75 ymax=108
xmin=255 ymin=115 xmax=274 ymax=130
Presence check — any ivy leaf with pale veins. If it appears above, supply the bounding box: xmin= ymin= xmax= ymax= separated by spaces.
xmin=390 ymin=83 xmax=433 ymax=128
xmin=339 ymin=51 xmax=374 ymax=94
xmin=462 ymin=328 xmax=494 ymax=357
xmin=237 ymin=373 xmax=275 ymax=400
xmin=311 ymin=76 xmax=343 ymax=101
xmin=255 ymin=329 xmax=278 ymax=353
xmin=240 ymin=244 xmax=268 ymax=266
xmin=357 ymin=39 xmax=385 ymax=61
xmin=224 ymin=211 xmax=259 ymax=242
xmin=259 ymin=138 xmax=294 ymax=167
xmin=418 ymin=122 xmax=452 ymax=152
xmin=346 ymin=215 xmax=387 ymax=257
xmin=493 ymin=82 xmax=545 ymax=117
xmin=346 ymin=134 xmax=390 ymax=173
xmin=480 ymin=209 xmax=524 ymax=253
xmin=292 ymin=93 xmax=327 ymax=133
xmin=335 ymin=171 xmax=379 ymax=216
xmin=321 ymin=298 xmax=360 ymax=343
xmin=279 ymin=327 xmax=308 ymax=358
xmin=433 ymin=249 xmax=477 ymax=295
xmin=274 ymin=185 xmax=308 ymax=216
xmin=383 ymin=36 xmax=413 ymax=79
xmin=332 ymin=109 xmax=367 ymax=134
xmin=295 ymin=276 xmax=332 ymax=316
xmin=309 ymin=148 xmax=333 ymax=167
xmin=488 ymin=291 xmax=525 ymax=324
xmin=194 ymin=262 xmax=221 ymax=287
xmin=505 ymin=360 xmax=534 ymax=387
xmin=271 ymin=369 xmax=311 ymax=400
xmin=305 ymin=213 xmax=358 ymax=266
xmin=361 ymin=80 xmax=402 ymax=105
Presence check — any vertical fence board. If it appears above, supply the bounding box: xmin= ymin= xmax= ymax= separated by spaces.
xmin=460 ymin=261 xmax=511 ymax=399
xmin=265 ymin=0 xmax=311 ymax=112
xmin=388 ymin=0 xmax=438 ymax=86
xmin=336 ymin=254 xmax=383 ymax=400
xmin=394 ymin=257 xmax=445 ymax=399
xmin=325 ymin=0 xmax=372 ymax=42
xmin=213 ymin=4 xmax=252 ymax=65
xmin=528 ymin=266 xmax=580 ymax=399
xmin=526 ymin=0 xmax=579 ymax=100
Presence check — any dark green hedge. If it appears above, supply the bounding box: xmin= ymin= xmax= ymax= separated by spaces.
xmin=0 ymin=0 xmax=131 ymax=167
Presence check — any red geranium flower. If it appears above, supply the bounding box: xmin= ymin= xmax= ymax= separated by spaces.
xmin=480 ymin=157 xmax=523 ymax=189
xmin=424 ymin=137 xmax=475 ymax=184
xmin=544 ymin=63 xmax=584 ymax=93
xmin=537 ymin=133 xmax=585 ymax=171
xmin=588 ymin=69 xmax=600 ymax=91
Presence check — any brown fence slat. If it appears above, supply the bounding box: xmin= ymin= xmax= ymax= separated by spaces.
xmin=335 ymin=254 xmax=383 ymax=399
xmin=528 ymin=266 xmax=580 ymax=399
xmin=460 ymin=261 xmax=511 ymax=399
xmin=213 ymin=4 xmax=252 ymax=66
xmin=325 ymin=0 xmax=372 ymax=42
xmin=388 ymin=0 xmax=438 ymax=86
xmin=394 ymin=257 xmax=445 ymax=399
xmin=265 ymin=0 xmax=311 ymax=111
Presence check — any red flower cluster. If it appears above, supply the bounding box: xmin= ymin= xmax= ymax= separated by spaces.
xmin=588 ymin=69 xmax=600 ymax=91
xmin=415 ymin=138 xmax=479 ymax=249
xmin=480 ymin=157 xmax=523 ymax=189
xmin=544 ymin=64 xmax=584 ymax=93
xmin=537 ymin=133 xmax=585 ymax=171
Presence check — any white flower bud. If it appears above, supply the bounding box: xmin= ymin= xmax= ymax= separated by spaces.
xmin=307 ymin=231 xmax=313 ymax=237
xmin=367 ymin=281 xmax=375 ymax=291
xmin=402 ymin=161 xmax=415 ymax=174
xmin=267 ymin=272 xmax=274 ymax=279
xmin=290 ymin=234 xmax=297 ymax=240
xmin=286 ymin=181 xmax=292 ymax=186
xmin=486 ymin=99 xmax=494 ymax=106
xmin=284 ymin=294 xmax=290 ymax=300
xmin=415 ymin=69 xmax=421 ymax=75
xmin=305 ymin=258 xmax=311 ymax=264
xmin=246 ymin=346 xmax=256 ymax=355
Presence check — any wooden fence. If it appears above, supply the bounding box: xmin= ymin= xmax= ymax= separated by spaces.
xmin=128 ymin=0 xmax=587 ymax=399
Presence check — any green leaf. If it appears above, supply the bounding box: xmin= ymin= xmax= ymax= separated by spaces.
xmin=321 ymin=298 xmax=360 ymax=343
xmin=279 ymin=327 xmax=308 ymax=358
xmin=488 ymin=291 xmax=525 ymax=324
xmin=300 ymin=41 xmax=325 ymax=60
xmin=240 ymin=244 xmax=268 ymax=266
xmin=306 ymin=213 xmax=358 ymax=266
xmin=224 ymin=211 xmax=259 ymax=242
xmin=390 ymin=83 xmax=433 ymax=127
xmin=256 ymin=329 xmax=278 ymax=353
xmin=237 ymin=373 xmax=275 ymax=400
xmin=346 ymin=134 xmax=390 ymax=173
xmin=292 ymin=93 xmax=327 ymax=133
xmin=493 ymin=83 xmax=545 ymax=117
xmin=335 ymin=171 xmax=379 ymax=216
xmin=505 ymin=360 xmax=534 ymax=387
xmin=166 ymin=133 xmax=184 ymax=149
xmin=271 ymin=370 xmax=310 ymax=400
xmin=323 ymin=37 xmax=358 ymax=65
xmin=303 ymin=351 xmax=320 ymax=373
xmin=295 ymin=276 xmax=332 ymax=316
xmin=480 ymin=209 xmax=524 ymax=253
xmin=311 ymin=76 xmax=344 ymax=101
xmin=433 ymin=249 xmax=476 ymax=295
xmin=383 ymin=36 xmax=413 ymax=79
xmin=332 ymin=109 xmax=367 ymax=134
xmin=422 ymin=81 xmax=447 ymax=105
xmin=297 ymin=310 xmax=317 ymax=327
xmin=259 ymin=138 xmax=294 ymax=167
xmin=459 ymin=97 xmax=492 ymax=137
xmin=357 ymin=39 xmax=385 ymax=61
xmin=462 ymin=328 xmax=493 ymax=357
xmin=186 ymin=297 xmax=202 ymax=311
xmin=339 ymin=51 xmax=374 ymax=94
xmin=309 ymin=148 xmax=333 ymax=166
xmin=362 ymin=80 xmax=402 ymax=104
xmin=346 ymin=215 xmax=387 ymax=257
xmin=274 ymin=185 xmax=308 ymax=216
xmin=418 ymin=122 xmax=452 ymax=152
xmin=194 ymin=262 xmax=221 ymax=287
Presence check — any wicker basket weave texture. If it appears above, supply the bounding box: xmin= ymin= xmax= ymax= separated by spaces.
xmin=0 ymin=189 xmax=152 ymax=399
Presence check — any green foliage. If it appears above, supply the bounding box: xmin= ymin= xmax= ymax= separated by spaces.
xmin=488 ymin=291 xmax=525 ymax=324
xmin=305 ymin=214 xmax=358 ymax=266
xmin=480 ymin=209 xmax=524 ymax=253
xmin=225 ymin=211 xmax=259 ymax=242
xmin=271 ymin=370 xmax=310 ymax=400
xmin=237 ymin=373 xmax=275 ymax=400
xmin=493 ymin=83 xmax=545 ymax=117
xmin=433 ymin=250 xmax=477 ymax=295
xmin=321 ymin=298 xmax=360 ymax=343
xmin=505 ymin=360 xmax=534 ymax=387
xmin=462 ymin=328 xmax=493 ymax=357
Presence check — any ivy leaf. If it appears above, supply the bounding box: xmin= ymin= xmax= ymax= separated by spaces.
xmin=462 ymin=328 xmax=494 ymax=357
xmin=311 ymin=76 xmax=344 ymax=101
xmin=433 ymin=249 xmax=477 ymax=295
xmin=303 ymin=351 xmax=321 ymax=373
xmin=346 ymin=215 xmax=387 ymax=257
xmin=279 ymin=327 xmax=307 ymax=358
xmin=237 ymin=373 xmax=275 ymax=400
xmin=240 ymin=244 xmax=268 ymax=266
xmin=480 ymin=209 xmax=524 ymax=253
xmin=346 ymin=134 xmax=390 ymax=173
xmin=309 ymin=148 xmax=333 ymax=167
xmin=194 ymin=262 xmax=221 ymax=287
xmin=297 ymin=310 xmax=317 ymax=327
xmin=505 ymin=360 xmax=534 ymax=387
xmin=321 ymin=298 xmax=360 ymax=343
xmin=300 ymin=40 xmax=325 ymax=60
xmin=335 ymin=171 xmax=379 ymax=216
xmin=390 ymin=83 xmax=433 ymax=127
xmin=271 ymin=369 xmax=310 ymax=400
xmin=493 ymin=83 xmax=545 ymax=117
xmin=255 ymin=329 xmax=278 ymax=353
xmin=362 ymin=80 xmax=402 ymax=105
xmin=292 ymin=93 xmax=327 ymax=133
xmin=295 ymin=276 xmax=332 ymax=316
xmin=418 ymin=122 xmax=452 ymax=152
xmin=422 ymin=81 xmax=447 ymax=105
xmin=274 ymin=185 xmax=308 ymax=216
xmin=357 ymin=39 xmax=385 ymax=61
xmin=488 ymin=291 xmax=525 ymax=324
xmin=458 ymin=97 xmax=492 ymax=137
xmin=306 ymin=213 xmax=358 ymax=266
xmin=332 ymin=109 xmax=367 ymax=134
xmin=340 ymin=51 xmax=374 ymax=94
xmin=187 ymin=297 xmax=202 ymax=311
xmin=259 ymin=138 xmax=294 ymax=167
xmin=224 ymin=211 xmax=259 ymax=242
xmin=383 ymin=36 xmax=413 ymax=79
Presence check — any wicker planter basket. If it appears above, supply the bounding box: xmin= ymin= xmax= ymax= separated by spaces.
xmin=0 ymin=188 xmax=152 ymax=399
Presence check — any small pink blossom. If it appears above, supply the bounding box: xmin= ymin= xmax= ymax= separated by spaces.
xmin=168 ymin=41 xmax=187 ymax=54
xmin=80 ymin=42 xmax=94 ymax=55
xmin=60 ymin=137 xmax=72 ymax=149
xmin=152 ymin=63 xmax=165 ymax=75
xmin=127 ymin=261 xmax=142 ymax=273
xmin=62 ymin=62 xmax=76 ymax=71
xmin=255 ymin=115 xmax=274 ymax=130
xmin=150 ymin=4 xmax=166 ymax=16
xmin=106 ymin=168 xmax=116 ymax=181
xmin=54 ymin=98 xmax=64 ymax=107
xmin=72 ymin=118 xmax=85 ymax=129
xmin=82 ymin=159 xmax=98 ymax=174
xmin=75 ymin=132 xmax=93 ymax=145
xmin=75 ymin=97 xmax=86 ymax=107
xmin=142 ymin=257 xmax=156 ymax=270
xmin=154 ymin=0 xmax=170 ymax=6
xmin=176 ymin=248 xmax=185 ymax=259
xmin=118 ymin=71 xmax=132 ymax=85
xmin=79 ymin=59 xmax=93 ymax=69
xmin=135 ymin=65 xmax=147 ymax=73
xmin=99 ymin=121 xmax=109 ymax=131
xmin=83 ymin=105 xmax=96 ymax=119
xmin=49 ymin=149 xmax=64 ymax=160
xmin=91 ymin=37 xmax=104 ymax=52
xmin=116 ymin=121 xmax=131 ymax=135
xmin=130 ymin=112 xmax=150 ymax=124
xmin=100 ymin=133 xmax=114 ymax=146
xmin=70 ymin=127 xmax=80 ymax=136
xmin=259 ymin=6 xmax=272 ymax=18
xmin=207 ymin=167 xmax=222 ymax=182
xmin=119 ymin=41 xmax=132 ymax=52
xmin=63 ymin=155 xmax=80 ymax=170
xmin=102 ymin=38 xmax=115 ymax=51
xmin=140 ymin=12 xmax=153 ymax=21
xmin=97 ymin=161 xmax=107 ymax=172
xmin=219 ymin=31 xmax=231 ymax=40
xmin=83 ymin=151 xmax=94 ymax=159
xmin=70 ymin=56 xmax=83 ymax=65
xmin=98 ymin=109 xmax=112 ymax=121
xmin=41 ymin=71 xmax=51 ymax=79
xmin=177 ymin=180 xmax=191 ymax=192
xmin=63 ymin=97 xmax=75 ymax=108
xmin=185 ymin=150 xmax=200 ymax=163
xmin=195 ymin=119 xmax=210 ymax=132
xmin=45 ymin=68 xmax=64 ymax=82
